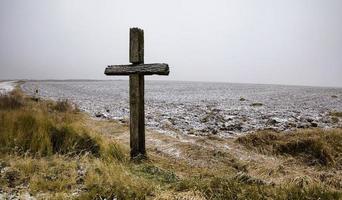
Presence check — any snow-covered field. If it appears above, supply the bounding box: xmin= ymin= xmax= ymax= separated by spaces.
xmin=0 ymin=81 xmax=15 ymax=94
xmin=22 ymin=80 xmax=342 ymax=137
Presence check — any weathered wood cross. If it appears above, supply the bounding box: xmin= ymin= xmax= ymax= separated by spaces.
xmin=105 ymin=28 xmax=170 ymax=158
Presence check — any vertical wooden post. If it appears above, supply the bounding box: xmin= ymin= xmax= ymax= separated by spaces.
xmin=130 ymin=28 xmax=144 ymax=64
xmin=105 ymin=27 xmax=169 ymax=158
xmin=129 ymin=28 xmax=145 ymax=158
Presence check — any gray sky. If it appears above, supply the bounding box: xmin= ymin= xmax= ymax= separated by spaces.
xmin=1 ymin=0 xmax=341 ymax=87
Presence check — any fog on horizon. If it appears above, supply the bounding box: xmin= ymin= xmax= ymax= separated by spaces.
xmin=1 ymin=0 xmax=341 ymax=87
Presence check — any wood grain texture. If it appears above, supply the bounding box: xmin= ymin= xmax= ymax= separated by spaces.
xmin=129 ymin=74 xmax=145 ymax=157
xmin=104 ymin=27 xmax=170 ymax=159
xmin=105 ymin=63 xmax=169 ymax=76
xmin=130 ymin=28 xmax=144 ymax=64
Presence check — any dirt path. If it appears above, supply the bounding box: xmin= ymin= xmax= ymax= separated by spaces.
xmin=83 ymin=117 xmax=336 ymax=188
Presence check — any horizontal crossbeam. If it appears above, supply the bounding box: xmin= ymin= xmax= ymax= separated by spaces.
xmin=105 ymin=63 xmax=169 ymax=76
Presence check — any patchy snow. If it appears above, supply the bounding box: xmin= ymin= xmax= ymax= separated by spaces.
xmin=21 ymin=80 xmax=342 ymax=136
xmin=0 ymin=81 xmax=15 ymax=94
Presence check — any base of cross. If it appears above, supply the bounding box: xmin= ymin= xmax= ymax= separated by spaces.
xmin=131 ymin=153 xmax=147 ymax=162
xmin=105 ymin=28 xmax=169 ymax=159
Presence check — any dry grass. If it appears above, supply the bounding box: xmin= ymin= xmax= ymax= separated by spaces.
xmin=250 ymin=102 xmax=263 ymax=107
xmin=0 ymin=155 xmax=154 ymax=199
xmin=0 ymin=91 xmax=108 ymax=157
xmin=330 ymin=111 xmax=342 ymax=118
xmin=236 ymin=129 xmax=342 ymax=168
xmin=0 ymin=90 xmax=24 ymax=110
xmin=0 ymin=88 xmax=341 ymax=199
xmin=53 ymin=99 xmax=79 ymax=113
xmin=0 ymin=90 xmax=153 ymax=199
xmin=173 ymin=176 xmax=341 ymax=200
xmin=0 ymin=89 xmax=127 ymax=159
xmin=80 ymin=159 xmax=154 ymax=199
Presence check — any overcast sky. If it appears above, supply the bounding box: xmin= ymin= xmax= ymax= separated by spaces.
xmin=1 ymin=0 xmax=341 ymax=87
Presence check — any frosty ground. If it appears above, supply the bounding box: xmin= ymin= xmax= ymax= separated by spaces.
xmin=0 ymin=81 xmax=15 ymax=95
xmin=0 ymin=80 xmax=341 ymax=199
xmin=22 ymin=80 xmax=342 ymax=137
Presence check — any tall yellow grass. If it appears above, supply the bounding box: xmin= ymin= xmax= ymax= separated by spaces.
xmin=0 ymin=89 xmax=341 ymax=199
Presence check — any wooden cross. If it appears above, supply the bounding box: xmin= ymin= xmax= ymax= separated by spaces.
xmin=105 ymin=28 xmax=170 ymax=158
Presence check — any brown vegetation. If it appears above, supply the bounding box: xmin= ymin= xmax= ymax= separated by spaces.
xmin=0 ymin=90 xmax=24 ymax=110
xmin=0 ymin=91 xmax=105 ymax=157
xmin=236 ymin=129 xmax=342 ymax=167
xmin=330 ymin=111 xmax=342 ymax=118
xmin=0 ymin=88 xmax=341 ymax=199
xmin=250 ymin=102 xmax=263 ymax=107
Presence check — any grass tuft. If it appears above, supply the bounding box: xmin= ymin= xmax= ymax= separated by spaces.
xmin=236 ymin=129 xmax=342 ymax=167
xmin=0 ymin=90 xmax=24 ymax=110
xmin=49 ymin=126 xmax=100 ymax=156
xmin=53 ymin=99 xmax=77 ymax=113
xmin=330 ymin=111 xmax=342 ymax=118
xmin=0 ymin=91 xmax=122 ymax=159
xmin=277 ymin=138 xmax=334 ymax=166
xmin=137 ymin=164 xmax=178 ymax=184
xmin=250 ymin=102 xmax=263 ymax=107
xmin=174 ymin=176 xmax=341 ymax=200
xmin=0 ymin=109 xmax=101 ymax=156
xmin=80 ymin=160 xmax=153 ymax=199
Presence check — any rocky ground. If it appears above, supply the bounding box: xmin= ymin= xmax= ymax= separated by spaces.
xmin=22 ymin=80 xmax=342 ymax=137
xmin=1 ymin=83 xmax=342 ymax=199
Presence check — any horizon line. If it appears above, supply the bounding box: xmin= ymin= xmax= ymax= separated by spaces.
xmin=1 ymin=78 xmax=342 ymax=89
